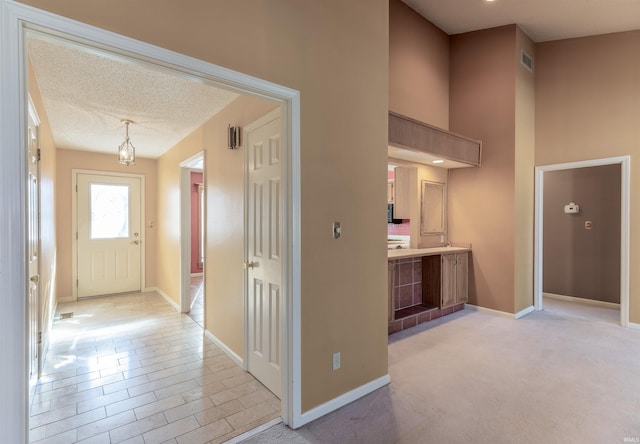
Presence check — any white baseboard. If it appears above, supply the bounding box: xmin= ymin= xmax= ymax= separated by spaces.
xmin=515 ymin=305 xmax=535 ymax=319
xmin=224 ymin=417 xmax=283 ymax=444
xmin=146 ymin=287 xmax=180 ymax=312
xmin=56 ymin=296 xmax=75 ymax=303
xmin=628 ymin=322 xmax=640 ymax=330
xmin=295 ymin=374 xmax=391 ymax=428
xmin=464 ymin=304 xmax=513 ymax=318
xmin=543 ymin=292 xmax=621 ymax=309
xmin=204 ymin=329 xmax=244 ymax=368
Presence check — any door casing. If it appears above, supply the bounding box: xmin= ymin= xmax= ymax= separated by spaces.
xmin=533 ymin=156 xmax=630 ymax=326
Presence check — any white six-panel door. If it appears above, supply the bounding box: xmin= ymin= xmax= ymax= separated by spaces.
xmin=246 ymin=111 xmax=283 ymax=398
xmin=27 ymin=101 xmax=40 ymax=392
xmin=76 ymin=173 xmax=142 ymax=297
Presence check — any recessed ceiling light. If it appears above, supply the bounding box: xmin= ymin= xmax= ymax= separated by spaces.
xmin=432 ymin=159 xmax=444 ymax=164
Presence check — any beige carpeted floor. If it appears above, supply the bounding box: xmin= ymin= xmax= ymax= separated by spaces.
xmin=240 ymin=299 xmax=640 ymax=443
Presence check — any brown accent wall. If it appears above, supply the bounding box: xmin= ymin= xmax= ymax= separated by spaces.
xmin=389 ymin=0 xmax=450 ymax=129
xmin=20 ymin=0 xmax=391 ymax=412
xmin=514 ymin=28 xmax=536 ymax=313
xmin=448 ymin=26 xmax=517 ymax=313
xmin=536 ymin=31 xmax=640 ymax=322
xmin=28 ymin=59 xmax=57 ymax=361
xmin=55 ymin=149 xmax=158 ymax=299
xmin=543 ymin=166 xmax=621 ymax=303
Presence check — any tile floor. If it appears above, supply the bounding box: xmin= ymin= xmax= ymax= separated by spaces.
xmin=188 ymin=277 xmax=205 ymax=329
xmin=30 ymin=291 xmax=280 ymax=444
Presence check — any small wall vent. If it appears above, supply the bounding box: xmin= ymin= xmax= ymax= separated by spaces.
xmin=521 ymin=50 xmax=534 ymax=72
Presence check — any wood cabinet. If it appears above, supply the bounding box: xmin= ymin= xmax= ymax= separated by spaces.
xmin=422 ymin=252 xmax=469 ymax=309
xmin=388 ymin=261 xmax=396 ymax=322
xmin=387 ymin=180 xmax=394 ymax=204
xmin=441 ymin=253 xmax=468 ymax=308
xmin=393 ymin=166 xmax=415 ymax=219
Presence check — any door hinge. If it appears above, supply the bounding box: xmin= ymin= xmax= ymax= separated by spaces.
xmin=37 ymin=148 xmax=41 ymax=162
xmin=37 ymin=331 xmax=42 ymax=345
xmin=76 ymin=279 xmax=79 ymax=287
xmin=76 ymin=232 xmax=78 ymax=240
xmin=75 ymin=184 xmax=78 ymax=192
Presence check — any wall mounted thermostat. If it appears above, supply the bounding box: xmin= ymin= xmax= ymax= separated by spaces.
xmin=564 ymin=202 xmax=580 ymax=214
xmin=332 ymin=221 xmax=341 ymax=239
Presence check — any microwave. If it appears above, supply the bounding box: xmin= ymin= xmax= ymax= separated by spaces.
xmin=387 ymin=204 xmax=402 ymax=224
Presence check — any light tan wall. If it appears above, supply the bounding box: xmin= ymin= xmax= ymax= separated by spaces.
xmin=389 ymin=0 xmax=450 ymax=129
xmin=536 ymin=30 xmax=640 ymax=322
xmin=55 ymin=149 xmax=158 ymax=299
xmin=448 ymin=26 xmax=517 ymax=313
xmin=28 ymin=59 xmax=57 ymax=358
xmin=204 ymin=97 xmax=277 ymax=353
xmin=155 ymin=94 xmax=277 ymax=357
xmin=20 ymin=0 xmax=390 ymax=412
xmin=514 ymin=27 xmax=536 ymax=313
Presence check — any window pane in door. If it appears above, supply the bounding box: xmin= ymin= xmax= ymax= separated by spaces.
xmin=90 ymin=183 xmax=130 ymax=239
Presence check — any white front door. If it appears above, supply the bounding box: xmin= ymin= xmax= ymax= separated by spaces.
xmin=27 ymin=101 xmax=40 ymax=392
xmin=246 ymin=111 xmax=283 ymax=398
xmin=76 ymin=173 xmax=142 ymax=297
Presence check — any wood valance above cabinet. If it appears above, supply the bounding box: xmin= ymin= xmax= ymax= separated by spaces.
xmin=388 ymin=112 xmax=482 ymax=167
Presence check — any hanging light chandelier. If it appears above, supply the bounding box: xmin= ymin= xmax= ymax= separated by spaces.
xmin=118 ymin=119 xmax=136 ymax=166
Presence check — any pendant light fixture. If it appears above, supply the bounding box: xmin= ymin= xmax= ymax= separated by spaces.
xmin=118 ymin=119 xmax=136 ymax=166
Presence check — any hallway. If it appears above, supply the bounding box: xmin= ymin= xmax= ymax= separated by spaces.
xmin=29 ymin=291 xmax=280 ymax=444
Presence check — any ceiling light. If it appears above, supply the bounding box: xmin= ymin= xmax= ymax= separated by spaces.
xmin=118 ymin=120 xmax=136 ymax=166
xmin=432 ymin=159 xmax=444 ymax=164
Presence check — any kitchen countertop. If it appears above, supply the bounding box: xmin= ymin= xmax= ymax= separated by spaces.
xmin=388 ymin=246 xmax=471 ymax=260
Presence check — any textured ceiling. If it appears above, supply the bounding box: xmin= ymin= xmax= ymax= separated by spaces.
xmin=403 ymin=0 xmax=640 ymax=42
xmin=28 ymin=33 xmax=239 ymax=159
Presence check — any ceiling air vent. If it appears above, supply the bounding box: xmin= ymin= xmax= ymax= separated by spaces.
xmin=521 ymin=50 xmax=534 ymax=72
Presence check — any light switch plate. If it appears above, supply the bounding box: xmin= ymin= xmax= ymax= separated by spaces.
xmin=332 ymin=352 xmax=341 ymax=370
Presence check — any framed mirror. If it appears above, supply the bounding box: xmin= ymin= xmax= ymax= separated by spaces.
xmin=421 ymin=180 xmax=446 ymax=236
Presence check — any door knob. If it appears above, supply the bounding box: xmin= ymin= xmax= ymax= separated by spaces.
xmin=131 ymin=240 xmax=140 ymax=245
xmin=243 ymin=261 xmax=258 ymax=269
xmin=30 ymin=275 xmax=39 ymax=283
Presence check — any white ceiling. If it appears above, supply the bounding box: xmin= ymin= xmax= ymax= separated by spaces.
xmin=403 ymin=0 xmax=640 ymax=42
xmin=28 ymin=33 xmax=239 ymax=159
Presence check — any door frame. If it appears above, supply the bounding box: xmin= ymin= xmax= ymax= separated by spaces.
xmin=71 ymin=169 xmax=146 ymax=300
xmin=533 ymin=156 xmax=630 ymax=326
xmin=0 ymin=1 xmax=302 ymax=441
xmin=180 ymin=151 xmax=205 ymax=314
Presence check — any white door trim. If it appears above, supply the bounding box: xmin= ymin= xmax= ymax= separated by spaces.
xmin=72 ymin=169 xmax=146 ymax=300
xmin=534 ymin=156 xmax=630 ymax=327
xmin=180 ymin=151 xmax=205 ymax=314
xmin=0 ymin=2 xmax=302 ymax=440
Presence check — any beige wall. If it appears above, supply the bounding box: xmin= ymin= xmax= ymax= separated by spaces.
xmin=55 ymin=149 xmax=158 ymax=299
xmin=202 ymin=97 xmax=277 ymax=354
xmin=514 ymin=28 xmax=536 ymax=313
xmin=448 ymin=26 xmax=517 ymax=313
xmin=28 ymin=59 xmax=57 ymax=359
xmin=389 ymin=0 xmax=450 ymax=129
xmin=20 ymin=0 xmax=390 ymax=412
xmin=536 ymin=31 xmax=640 ymax=321
xmin=155 ymin=94 xmax=277 ymax=358
xmin=543 ymin=166 xmax=621 ymax=303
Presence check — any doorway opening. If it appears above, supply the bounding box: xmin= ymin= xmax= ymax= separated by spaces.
xmin=1 ymin=4 xmax=302 ymax=442
xmin=534 ymin=156 xmax=630 ymax=327
xmin=180 ymin=151 xmax=205 ymax=328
